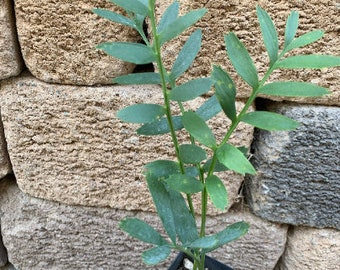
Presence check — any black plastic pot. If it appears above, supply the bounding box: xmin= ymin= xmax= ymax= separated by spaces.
xmin=168 ymin=252 xmax=234 ymax=270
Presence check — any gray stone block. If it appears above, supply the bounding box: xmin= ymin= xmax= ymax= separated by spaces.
xmin=245 ymin=102 xmax=340 ymax=229
xmin=0 ymin=229 xmax=7 ymax=267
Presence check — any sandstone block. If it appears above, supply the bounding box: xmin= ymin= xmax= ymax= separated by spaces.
xmin=0 ymin=73 xmax=253 ymax=213
xmin=0 ymin=0 xmax=23 ymax=79
xmin=13 ymin=0 xmax=142 ymax=85
xmin=0 ymin=119 xmax=11 ymax=179
xmin=154 ymin=0 xmax=339 ymax=104
xmin=0 ymin=178 xmax=287 ymax=270
xmin=245 ymin=102 xmax=340 ymax=229
xmin=275 ymin=226 xmax=340 ymax=270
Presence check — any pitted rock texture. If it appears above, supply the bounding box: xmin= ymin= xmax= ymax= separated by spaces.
xmin=0 ymin=178 xmax=287 ymax=270
xmin=0 ymin=0 xmax=23 ymax=79
xmin=154 ymin=0 xmax=339 ymax=104
xmin=13 ymin=0 xmax=141 ymax=85
xmin=0 ymin=119 xmax=11 ymax=179
xmin=275 ymin=226 xmax=340 ymax=270
xmin=245 ymin=102 xmax=340 ymax=229
xmin=0 ymin=73 xmax=253 ymax=213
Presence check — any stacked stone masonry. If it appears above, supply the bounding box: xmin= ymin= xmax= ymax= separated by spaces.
xmin=0 ymin=0 xmax=339 ymax=269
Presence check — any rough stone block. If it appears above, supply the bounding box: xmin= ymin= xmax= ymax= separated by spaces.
xmin=0 ymin=229 xmax=7 ymax=267
xmin=0 ymin=0 xmax=23 ymax=79
xmin=275 ymin=226 xmax=340 ymax=270
xmin=154 ymin=0 xmax=339 ymax=104
xmin=13 ymin=0 xmax=142 ymax=85
xmin=245 ymin=102 xmax=340 ymax=229
xmin=0 ymin=178 xmax=287 ymax=270
xmin=0 ymin=73 xmax=253 ymax=213
xmin=0 ymin=119 xmax=11 ymax=179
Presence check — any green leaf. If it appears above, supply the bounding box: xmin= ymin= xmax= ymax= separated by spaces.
xmin=185 ymin=166 xmax=200 ymax=177
xmin=211 ymin=65 xmax=237 ymax=122
xmin=145 ymin=160 xmax=181 ymax=179
xmin=202 ymin=158 xmax=229 ymax=173
xmin=166 ymin=174 xmax=203 ymax=194
xmin=182 ymin=111 xmax=217 ymax=149
xmin=203 ymin=147 xmax=248 ymax=173
xmin=170 ymin=78 xmax=213 ymax=102
xmin=108 ymin=0 xmax=149 ymax=16
xmin=137 ymin=116 xmax=182 ymax=135
xmin=157 ymin=1 xmax=179 ymax=33
xmin=97 ymin=42 xmax=155 ymax=64
xmin=206 ymin=175 xmax=228 ymax=211
xmin=225 ymin=33 xmax=259 ymax=88
xmin=159 ymin=8 xmax=207 ymax=45
xmin=204 ymin=221 xmax=249 ymax=253
xmin=277 ymin=55 xmax=340 ymax=69
xmin=119 ymin=218 xmax=167 ymax=245
xmin=238 ymin=146 xmax=249 ymax=157
xmin=145 ymin=161 xmax=198 ymax=246
xmin=113 ymin=73 xmax=162 ymax=85
xmin=196 ymin=95 xmax=222 ymax=121
xmin=217 ymin=143 xmax=256 ymax=175
xmin=145 ymin=171 xmax=177 ymax=244
xmin=142 ymin=245 xmax=171 ymax=265
xmin=179 ymin=144 xmax=207 ymax=164
xmin=256 ymin=6 xmax=279 ymax=65
xmin=138 ymin=95 xmax=222 ymax=136
xmin=241 ymin=111 xmax=299 ymax=131
xmin=116 ymin=104 xmax=165 ymax=124
xmin=285 ymin=30 xmax=324 ymax=52
xmin=169 ymin=190 xmax=198 ymax=245
xmin=260 ymin=82 xmax=329 ymax=97
xmin=284 ymin=11 xmax=299 ymax=48
xmin=92 ymin=8 xmax=136 ymax=29
xmin=171 ymin=29 xmax=203 ymax=80
xmin=187 ymin=235 xmax=218 ymax=249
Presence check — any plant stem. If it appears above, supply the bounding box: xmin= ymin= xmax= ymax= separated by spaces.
xmin=148 ymin=2 xmax=195 ymax=216
xmin=199 ymin=51 xmax=286 ymax=240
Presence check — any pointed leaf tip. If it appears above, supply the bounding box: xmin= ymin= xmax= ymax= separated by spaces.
xmin=217 ymin=143 xmax=256 ymax=175
xmin=256 ymin=6 xmax=279 ymax=65
xmin=224 ymin=33 xmax=259 ymax=88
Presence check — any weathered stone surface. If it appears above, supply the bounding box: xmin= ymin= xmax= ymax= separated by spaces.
xmin=0 ymin=177 xmax=168 ymax=270
xmin=0 ymin=119 xmax=11 ymax=178
xmin=13 ymin=0 xmax=141 ymax=85
xmin=245 ymin=102 xmax=340 ymax=229
xmin=0 ymin=228 xmax=7 ymax=267
xmin=207 ymin=206 xmax=288 ymax=270
xmin=0 ymin=263 xmax=15 ymax=270
xmin=0 ymin=178 xmax=287 ymax=270
xmin=154 ymin=0 xmax=339 ymax=104
xmin=275 ymin=226 xmax=340 ymax=270
xmin=0 ymin=0 xmax=23 ymax=79
xmin=0 ymin=73 xmax=253 ymax=213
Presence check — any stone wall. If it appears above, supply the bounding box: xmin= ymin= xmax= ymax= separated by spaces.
xmin=0 ymin=0 xmax=339 ymax=269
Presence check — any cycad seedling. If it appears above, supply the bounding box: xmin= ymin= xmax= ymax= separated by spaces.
xmin=93 ymin=1 xmax=340 ymax=269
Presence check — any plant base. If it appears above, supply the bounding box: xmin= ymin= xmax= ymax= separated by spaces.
xmin=168 ymin=252 xmax=234 ymax=270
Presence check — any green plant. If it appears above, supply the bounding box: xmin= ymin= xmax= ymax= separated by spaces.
xmin=93 ymin=1 xmax=340 ymax=269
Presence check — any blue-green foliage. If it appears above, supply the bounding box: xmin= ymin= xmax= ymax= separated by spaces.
xmin=94 ymin=1 xmax=340 ymax=268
